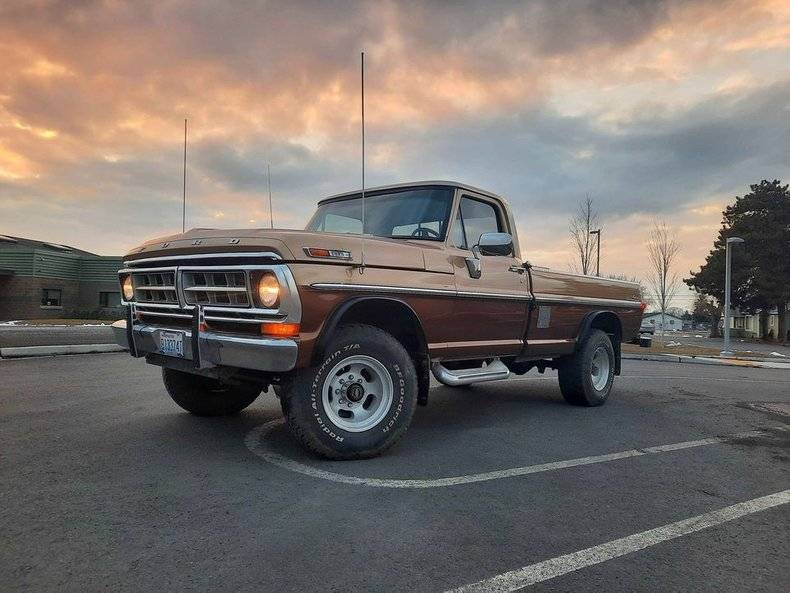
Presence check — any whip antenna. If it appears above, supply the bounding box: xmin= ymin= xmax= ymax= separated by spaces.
xmin=360 ymin=51 xmax=366 ymax=272
xmin=267 ymin=163 xmax=274 ymax=229
xmin=182 ymin=118 xmax=187 ymax=233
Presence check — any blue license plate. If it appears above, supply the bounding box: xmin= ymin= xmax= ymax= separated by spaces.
xmin=159 ymin=330 xmax=185 ymax=357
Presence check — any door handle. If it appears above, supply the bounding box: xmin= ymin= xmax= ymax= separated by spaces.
xmin=508 ymin=265 xmax=525 ymax=274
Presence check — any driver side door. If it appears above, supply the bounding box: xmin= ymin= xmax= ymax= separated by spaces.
xmin=445 ymin=193 xmax=530 ymax=359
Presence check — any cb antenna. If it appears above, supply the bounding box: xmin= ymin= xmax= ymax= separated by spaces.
xmin=267 ymin=163 xmax=274 ymax=229
xmin=359 ymin=51 xmax=366 ymax=273
xmin=182 ymin=118 xmax=187 ymax=233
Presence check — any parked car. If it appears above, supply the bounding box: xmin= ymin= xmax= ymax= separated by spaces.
xmin=639 ymin=325 xmax=655 ymax=335
xmin=114 ymin=181 xmax=645 ymax=459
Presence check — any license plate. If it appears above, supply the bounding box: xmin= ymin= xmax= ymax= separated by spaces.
xmin=159 ymin=330 xmax=185 ymax=357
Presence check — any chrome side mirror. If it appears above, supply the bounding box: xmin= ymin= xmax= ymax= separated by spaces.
xmin=477 ymin=232 xmax=513 ymax=257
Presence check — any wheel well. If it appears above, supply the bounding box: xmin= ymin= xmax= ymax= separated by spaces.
xmin=313 ymin=297 xmax=431 ymax=405
xmin=583 ymin=311 xmax=623 ymax=375
xmin=589 ymin=311 xmax=622 ymax=342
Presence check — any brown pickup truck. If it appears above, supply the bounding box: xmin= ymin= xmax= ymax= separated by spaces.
xmin=113 ymin=181 xmax=645 ymax=459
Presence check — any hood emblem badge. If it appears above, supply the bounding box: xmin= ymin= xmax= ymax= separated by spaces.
xmin=192 ymin=239 xmax=202 ymax=245
xmin=229 ymin=238 xmax=240 ymax=244
xmin=161 ymin=242 xmax=170 ymax=248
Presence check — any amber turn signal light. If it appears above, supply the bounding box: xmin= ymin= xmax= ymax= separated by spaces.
xmin=304 ymin=247 xmax=352 ymax=260
xmin=261 ymin=322 xmax=300 ymax=337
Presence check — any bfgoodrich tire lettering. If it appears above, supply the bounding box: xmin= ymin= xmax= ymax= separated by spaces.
xmin=282 ymin=323 xmax=417 ymax=459
xmin=558 ymin=329 xmax=615 ymax=406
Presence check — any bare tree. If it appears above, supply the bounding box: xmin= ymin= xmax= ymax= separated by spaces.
xmin=606 ymin=273 xmax=653 ymax=308
xmin=569 ymin=194 xmax=600 ymax=275
xmin=646 ymin=220 xmax=681 ymax=340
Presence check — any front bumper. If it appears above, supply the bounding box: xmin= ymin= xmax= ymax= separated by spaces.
xmin=111 ymin=319 xmax=297 ymax=373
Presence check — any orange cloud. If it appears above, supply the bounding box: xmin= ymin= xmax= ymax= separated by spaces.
xmin=0 ymin=0 xmax=787 ymax=287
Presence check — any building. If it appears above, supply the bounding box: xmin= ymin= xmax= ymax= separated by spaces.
xmin=731 ymin=306 xmax=790 ymax=341
xmin=0 ymin=235 xmax=122 ymax=321
xmin=640 ymin=312 xmax=684 ymax=332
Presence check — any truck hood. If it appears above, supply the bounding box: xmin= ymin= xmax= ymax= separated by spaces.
xmin=123 ymin=228 xmax=430 ymax=271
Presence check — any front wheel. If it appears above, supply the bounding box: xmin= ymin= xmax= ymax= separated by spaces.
xmin=281 ymin=323 xmax=418 ymax=459
xmin=557 ymin=329 xmax=615 ymax=406
xmin=162 ymin=368 xmax=261 ymax=416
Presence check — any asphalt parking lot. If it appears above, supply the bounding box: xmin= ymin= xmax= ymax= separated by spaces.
xmin=2 ymin=353 xmax=789 ymax=592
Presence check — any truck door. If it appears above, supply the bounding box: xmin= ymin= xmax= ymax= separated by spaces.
xmin=444 ymin=193 xmax=530 ymax=359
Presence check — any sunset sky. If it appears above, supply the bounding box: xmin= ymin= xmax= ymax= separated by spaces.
xmin=1 ymin=0 xmax=789 ymax=309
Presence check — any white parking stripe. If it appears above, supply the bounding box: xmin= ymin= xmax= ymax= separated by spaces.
xmin=445 ymin=489 xmax=790 ymax=592
xmin=245 ymin=421 xmax=786 ymax=488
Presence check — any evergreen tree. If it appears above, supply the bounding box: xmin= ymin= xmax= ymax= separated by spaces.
xmin=685 ymin=180 xmax=790 ymax=340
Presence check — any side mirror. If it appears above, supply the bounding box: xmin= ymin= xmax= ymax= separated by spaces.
xmin=477 ymin=232 xmax=513 ymax=257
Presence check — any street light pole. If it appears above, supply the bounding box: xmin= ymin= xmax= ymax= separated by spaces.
xmin=589 ymin=229 xmax=601 ymax=276
xmin=721 ymin=236 xmax=744 ymax=357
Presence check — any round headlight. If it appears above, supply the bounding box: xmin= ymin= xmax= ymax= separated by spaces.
xmin=121 ymin=275 xmax=134 ymax=301
xmin=257 ymin=274 xmax=280 ymax=308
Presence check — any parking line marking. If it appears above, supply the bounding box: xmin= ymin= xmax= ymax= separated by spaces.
xmin=444 ymin=489 xmax=790 ymax=592
xmin=245 ymin=421 xmax=786 ymax=489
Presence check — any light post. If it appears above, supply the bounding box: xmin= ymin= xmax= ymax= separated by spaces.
xmin=721 ymin=236 xmax=745 ymax=357
xmin=589 ymin=229 xmax=601 ymax=276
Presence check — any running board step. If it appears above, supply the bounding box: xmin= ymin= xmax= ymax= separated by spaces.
xmin=431 ymin=359 xmax=510 ymax=387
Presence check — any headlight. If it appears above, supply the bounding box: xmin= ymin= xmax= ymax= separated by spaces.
xmin=121 ymin=275 xmax=134 ymax=301
xmin=257 ymin=273 xmax=280 ymax=308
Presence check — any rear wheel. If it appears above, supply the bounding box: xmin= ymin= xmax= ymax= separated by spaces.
xmin=162 ymin=368 xmax=261 ymax=416
xmin=281 ymin=323 xmax=418 ymax=459
xmin=558 ymin=329 xmax=615 ymax=406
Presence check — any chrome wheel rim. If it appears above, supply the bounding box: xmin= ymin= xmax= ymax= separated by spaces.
xmin=321 ymin=355 xmax=393 ymax=432
xmin=590 ymin=346 xmax=610 ymax=391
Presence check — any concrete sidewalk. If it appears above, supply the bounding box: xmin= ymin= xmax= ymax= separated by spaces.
xmin=623 ymin=352 xmax=790 ymax=369
xmin=0 ymin=324 xmax=122 ymax=358
xmin=0 ymin=343 xmax=126 ymax=358
xmin=0 ymin=325 xmax=115 ymax=348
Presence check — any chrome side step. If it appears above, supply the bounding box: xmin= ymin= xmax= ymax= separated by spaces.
xmin=431 ymin=358 xmax=510 ymax=387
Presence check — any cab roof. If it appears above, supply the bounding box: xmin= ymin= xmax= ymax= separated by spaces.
xmin=317 ymin=180 xmax=510 ymax=206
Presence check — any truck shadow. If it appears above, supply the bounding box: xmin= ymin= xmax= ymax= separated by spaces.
xmin=140 ymin=379 xmax=585 ymax=466
xmin=412 ymin=380 xmax=569 ymax=429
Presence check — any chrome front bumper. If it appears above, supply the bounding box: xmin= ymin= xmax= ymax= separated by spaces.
xmin=111 ymin=319 xmax=297 ymax=373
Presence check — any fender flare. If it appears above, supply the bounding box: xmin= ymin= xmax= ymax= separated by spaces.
xmin=311 ymin=295 xmax=431 ymax=405
xmin=311 ymin=295 xmax=428 ymax=365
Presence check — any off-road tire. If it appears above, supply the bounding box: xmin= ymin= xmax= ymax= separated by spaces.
xmin=557 ymin=329 xmax=615 ymax=406
xmin=281 ymin=323 xmax=418 ymax=460
xmin=162 ymin=368 xmax=261 ymax=416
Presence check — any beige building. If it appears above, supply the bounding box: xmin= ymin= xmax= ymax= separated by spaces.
xmin=731 ymin=306 xmax=790 ymax=341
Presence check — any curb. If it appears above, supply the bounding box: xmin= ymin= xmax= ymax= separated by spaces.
xmin=623 ymin=353 xmax=790 ymax=369
xmin=0 ymin=343 xmax=126 ymax=359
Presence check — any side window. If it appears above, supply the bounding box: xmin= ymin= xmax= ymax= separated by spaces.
xmin=99 ymin=292 xmax=121 ymax=308
xmin=459 ymin=197 xmax=501 ymax=248
xmin=41 ymin=288 xmax=62 ymax=307
xmin=450 ymin=208 xmax=467 ymax=249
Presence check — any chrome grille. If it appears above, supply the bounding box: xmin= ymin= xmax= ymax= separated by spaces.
xmin=182 ymin=270 xmax=250 ymax=307
xmin=119 ymin=259 xmax=302 ymax=330
xmin=132 ymin=271 xmax=178 ymax=304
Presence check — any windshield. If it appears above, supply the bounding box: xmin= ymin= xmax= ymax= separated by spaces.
xmin=306 ymin=187 xmax=454 ymax=241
